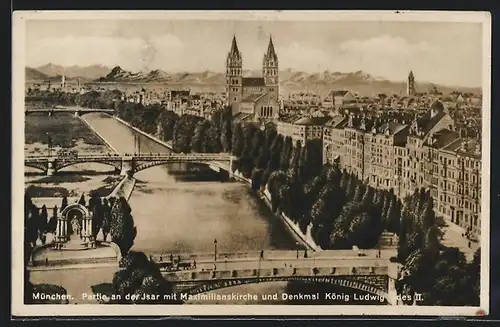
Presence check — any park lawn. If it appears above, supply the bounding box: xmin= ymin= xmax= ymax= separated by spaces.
xmin=25 ymin=112 xmax=104 ymax=147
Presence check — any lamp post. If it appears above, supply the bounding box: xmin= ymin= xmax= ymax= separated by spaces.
xmin=224 ymin=255 xmax=228 ymax=271
xmin=257 ymin=249 xmax=262 ymax=283
xmin=213 ymin=239 xmax=218 ymax=262
xmin=296 ymin=242 xmax=299 ymax=260
xmin=46 ymin=133 xmax=52 ymax=158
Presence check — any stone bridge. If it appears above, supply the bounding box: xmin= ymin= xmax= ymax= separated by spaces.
xmin=153 ymin=250 xmax=399 ymax=304
xmin=25 ymin=153 xmax=232 ymax=176
xmin=25 ymin=108 xmax=116 ymax=117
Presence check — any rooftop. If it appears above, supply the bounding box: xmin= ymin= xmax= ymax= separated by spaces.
xmin=241 ymin=93 xmax=266 ymax=103
xmin=294 ymin=116 xmax=331 ymax=126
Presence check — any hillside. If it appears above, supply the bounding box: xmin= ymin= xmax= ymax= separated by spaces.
xmin=25 ymin=68 xmax=49 ymax=81
xmin=26 ymin=64 xmax=481 ymax=96
xmin=96 ymin=66 xmax=481 ymax=96
xmin=33 ymin=63 xmax=111 ymax=80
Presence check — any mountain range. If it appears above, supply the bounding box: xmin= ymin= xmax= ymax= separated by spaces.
xmin=25 ymin=64 xmax=481 ymax=96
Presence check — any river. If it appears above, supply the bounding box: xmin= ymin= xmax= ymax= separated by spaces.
xmin=83 ymin=113 xmax=298 ymax=255
xmin=31 ymin=112 xmax=384 ymax=305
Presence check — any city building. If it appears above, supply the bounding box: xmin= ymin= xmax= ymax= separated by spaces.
xmin=277 ymin=115 xmax=330 ymax=146
xmin=226 ymin=35 xmax=280 ymax=121
xmin=322 ymin=103 xmax=482 ymax=237
xmin=407 ymin=71 xmax=416 ymax=96
xmin=323 ymin=90 xmax=358 ymax=110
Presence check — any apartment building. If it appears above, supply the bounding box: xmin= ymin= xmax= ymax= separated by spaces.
xmin=322 ymin=103 xmax=482 ymax=237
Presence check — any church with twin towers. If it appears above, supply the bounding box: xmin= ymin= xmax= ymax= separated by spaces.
xmin=226 ymin=35 xmax=280 ymax=122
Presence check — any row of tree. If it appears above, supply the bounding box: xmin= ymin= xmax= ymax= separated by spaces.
xmin=24 ymin=189 xmax=176 ymax=304
xmin=114 ymin=101 xmax=233 ymax=154
xmin=395 ymin=189 xmax=481 ymax=306
xmin=230 ymin=122 xmax=396 ymax=250
xmin=25 ymin=89 xmax=123 ymax=109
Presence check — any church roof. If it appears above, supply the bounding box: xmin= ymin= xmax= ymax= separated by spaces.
xmin=328 ymin=90 xmax=350 ymax=97
xmin=242 ymin=77 xmax=266 ymax=87
xmin=241 ymin=93 xmax=267 ymax=103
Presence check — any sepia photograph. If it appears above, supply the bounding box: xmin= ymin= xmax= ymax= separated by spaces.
xmin=12 ymin=10 xmax=490 ymax=316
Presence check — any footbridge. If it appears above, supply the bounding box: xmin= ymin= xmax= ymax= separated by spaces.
xmin=25 ymin=108 xmax=115 ymax=116
xmin=25 ymin=152 xmax=232 ymax=176
xmin=150 ymin=249 xmax=399 ymax=304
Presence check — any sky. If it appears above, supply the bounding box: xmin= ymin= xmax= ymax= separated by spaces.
xmin=25 ymin=19 xmax=484 ymax=87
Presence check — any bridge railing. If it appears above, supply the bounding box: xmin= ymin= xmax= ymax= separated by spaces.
xmin=26 ymin=152 xmax=231 ymax=159
xmin=148 ymin=249 xmax=395 ymax=264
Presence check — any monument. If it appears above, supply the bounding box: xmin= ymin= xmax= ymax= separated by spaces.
xmin=54 ymin=202 xmax=96 ymax=249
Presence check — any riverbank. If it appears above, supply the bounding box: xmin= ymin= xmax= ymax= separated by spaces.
xmin=230 ymin=171 xmax=320 ymax=251
xmin=108 ymin=175 xmax=136 ymax=202
xmin=113 ymin=115 xmax=174 ymax=151
xmin=79 ymin=115 xmax=120 ymax=154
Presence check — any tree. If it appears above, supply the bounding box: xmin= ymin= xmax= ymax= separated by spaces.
xmin=60 ymin=196 xmax=68 ymax=212
xmin=39 ymin=205 xmax=48 ymax=234
xmin=78 ymin=194 xmax=86 ymax=207
xmin=112 ymin=251 xmax=177 ymax=304
xmin=47 ymin=206 xmax=58 ymax=233
xmin=280 ymin=137 xmax=293 ymax=171
xmin=90 ymin=192 xmax=104 ymax=238
xmin=204 ymin=123 xmax=222 ymax=153
xmin=101 ymin=200 xmax=111 ymax=242
xmin=231 ymin=123 xmax=244 ymax=157
xmin=251 ymin=169 xmax=264 ymax=191
xmin=219 ymin=106 xmax=232 ymax=152
xmin=110 ymin=197 xmax=137 ymax=255
xmin=269 ymin=134 xmax=283 ymax=171
xmin=191 ymin=120 xmax=210 ymax=153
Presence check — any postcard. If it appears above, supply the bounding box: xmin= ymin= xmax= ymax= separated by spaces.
xmin=12 ymin=10 xmax=491 ymax=317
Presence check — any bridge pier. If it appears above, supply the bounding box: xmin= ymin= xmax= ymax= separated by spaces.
xmin=74 ymin=111 xmax=80 ymax=117
xmin=229 ymin=156 xmax=236 ymax=180
xmin=120 ymin=158 xmax=134 ymax=176
xmin=48 ymin=111 xmax=52 ymax=117
xmin=47 ymin=160 xmax=56 ymax=176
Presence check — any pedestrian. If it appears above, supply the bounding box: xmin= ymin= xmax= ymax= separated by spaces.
xmin=159 ymin=255 xmax=162 ymax=262
xmin=45 ymin=258 xmax=48 ymax=266
xmin=468 ymin=241 xmax=471 ymax=248
xmin=260 ymin=250 xmax=264 ymax=259
xmin=170 ymin=254 xmax=174 ymax=262
xmin=193 ymin=259 xmax=196 ymax=269
xmin=178 ymin=255 xmax=181 ymax=263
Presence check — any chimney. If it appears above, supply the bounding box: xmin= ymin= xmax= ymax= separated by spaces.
xmin=460 ymin=140 xmax=467 ymax=152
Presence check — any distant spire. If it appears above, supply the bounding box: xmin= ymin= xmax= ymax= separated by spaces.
xmin=266 ymin=35 xmax=278 ymax=61
xmin=409 ymin=70 xmax=414 ymax=78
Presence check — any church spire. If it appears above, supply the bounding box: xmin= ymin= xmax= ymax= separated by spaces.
xmin=229 ymin=35 xmax=241 ymax=59
xmin=266 ymin=35 xmax=278 ymax=61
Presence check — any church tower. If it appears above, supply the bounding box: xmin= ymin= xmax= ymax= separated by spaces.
xmin=262 ymin=35 xmax=279 ymax=100
xmin=407 ymin=71 xmax=416 ymax=96
xmin=226 ymin=36 xmax=243 ymax=112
